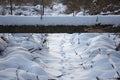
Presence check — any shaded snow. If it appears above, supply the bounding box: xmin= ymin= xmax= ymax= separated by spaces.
xmin=0 ymin=15 xmax=120 ymax=26
xmin=0 ymin=3 xmax=66 ymax=16
xmin=0 ymin=34 xmax=56 ymax=80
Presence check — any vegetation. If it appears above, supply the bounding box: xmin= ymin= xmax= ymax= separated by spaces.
xmin=0 ymin=0 xmax=120 ymax=15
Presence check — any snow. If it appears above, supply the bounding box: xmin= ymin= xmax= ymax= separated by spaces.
xmin=0 ymin=15 xmax=120 ymax=26
xmin=46 ymin=33 xmax=120 ymax=80
xmin=0 ymin=35 xmax=8 ymax=53
xmin=0 ymin=33 xmax=120 ymax=80
xmin=46 ymin=3 xmax=66 ymax=16
xmin=0 ymin=38 xmax=7 ymax=51
xmin=0 ymin=33 xmax=56 ymax=80
xmin=0 ymin=3 xmax=119 ymax=26
xmin=0 ymin=1 xmax=120 ymax=80
xmin=0 ymin=3 xmax=66 ymax=16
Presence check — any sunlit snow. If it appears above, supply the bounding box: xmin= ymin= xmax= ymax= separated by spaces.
xmin=0 ymin=33 xmax=120 ymax=80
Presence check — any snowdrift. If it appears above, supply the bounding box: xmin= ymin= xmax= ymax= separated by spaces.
xmin=0 ymin=33 xmax=120 ymax=80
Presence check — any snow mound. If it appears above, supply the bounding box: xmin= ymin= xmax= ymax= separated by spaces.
xmin=0 ymin=34 xmax=56 ymax=80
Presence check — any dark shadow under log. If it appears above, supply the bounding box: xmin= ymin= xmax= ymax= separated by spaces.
xmin=0 ymin=25 xmax=120 ymax=33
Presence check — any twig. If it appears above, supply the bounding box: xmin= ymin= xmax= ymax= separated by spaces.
xmin=36 ymin=75 xmax=39 ymax=80
xmin=16 ymin=68 xmax=19 ymax=80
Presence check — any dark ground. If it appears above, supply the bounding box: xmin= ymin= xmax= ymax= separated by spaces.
xmin=0 ymin=25 xmax=120 ymax=33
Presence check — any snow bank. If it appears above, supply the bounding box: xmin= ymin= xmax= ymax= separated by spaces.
xmin=0 ymin=15 xmax=120 ymax=26
xmin=0 ymin=33 xmax=56 ymax=80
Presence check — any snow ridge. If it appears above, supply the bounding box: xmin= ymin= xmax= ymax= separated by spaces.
xmin=0 ymin=15 xmax=120 ymax=26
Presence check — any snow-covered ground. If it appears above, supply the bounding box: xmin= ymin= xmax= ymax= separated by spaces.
xmin=0 ymin=33 xmax=120 ymax=80
xmin=0 ymin=3 xmax=67 ymax=16
xmin=0 ymin=2 xmax=120 ymax=80
xmin=0 ymin=33 xmax=56 ymax=80
xmin=0 ymin=3 xmax=120 ymax=26
xmin=47 ymin=33 xmax=120 ymax=80
xmin=0 ymin=15 xmax=120 ymax=26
